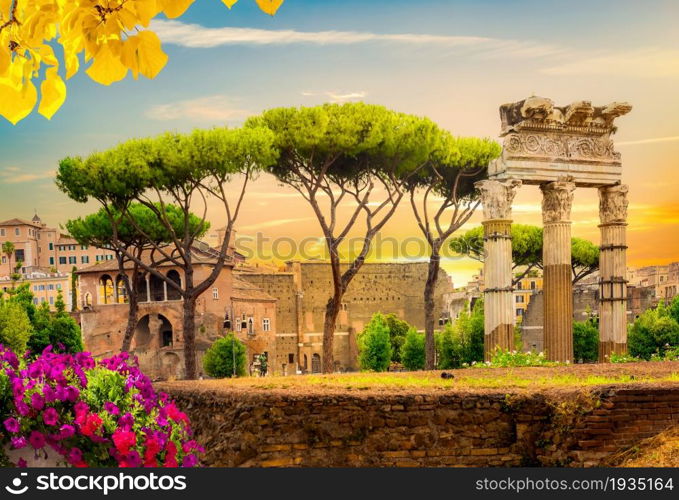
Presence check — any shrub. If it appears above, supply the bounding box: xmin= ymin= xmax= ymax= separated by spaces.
xmin=358 ymin=313 xmax=392 ymax=372
xmin=436 ymin=299 xmax=484 ymax=369
xmin=28 ymin=300 xmax=83 ymax=355
xmin=488 ymin=349 xmax=553 ymax=367
xmin=384 ymin=313 xmax=411 ymax=363
xmin=573 ymin=320 xmax=599 ymax=362
xmin=628 ymin=304 xmax=679 ymax=360
xmin=400 ymin=328 xmax=425 ymax=371
xmin=436 ymin=322 xmax=464 ymax=369
xmin=610 ymin=352 xmax=640 ymax=364
xmin=0 ymin=301 xmax=32 ymax=354
xmin=0 ymin=346 xmax=202 ymax=467
xmin=202 ymin=333 xmax=247 ymax=378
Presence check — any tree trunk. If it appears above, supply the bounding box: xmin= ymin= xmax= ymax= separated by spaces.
xmin=424 ymin=246 xmax=442 ymax=370
xmin=120 ymin=291 xmax=138 ymax=353
xmin=182 ymin=295 xmax=197 ymax=379
xmin=322 ymin=295 xmax=342 ymax=373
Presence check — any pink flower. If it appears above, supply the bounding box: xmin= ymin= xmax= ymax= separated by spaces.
xmin=28 ymin=431 xmax=46 ymax=449
xmin=10 ymin=437 xmax=27 ymax=449
xmin=3 ymin=417 xmax=20 ymax=433
xmin=30 ymin=392 xmax=45 ymax=411
xmin=104 ymin=402 xmax=120 ymax=415
xmin=67 ymin=448 xmax=83 ymax=465
xmin=59 ymin=424 xmax=75 ymax=439
xmin=17 ymin=458 xmax=27 ymax=468
xmin=43 ymin=407 xmax=59 ymax=426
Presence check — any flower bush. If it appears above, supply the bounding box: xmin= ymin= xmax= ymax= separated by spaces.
xmin=0 ymin=345 xmax=202 ymax=467
xmin=485 ymin=349 xmax=556 ymax=368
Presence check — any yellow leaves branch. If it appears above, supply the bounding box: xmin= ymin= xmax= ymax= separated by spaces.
xmin=0 ymin=0 xmax=284 ymax=124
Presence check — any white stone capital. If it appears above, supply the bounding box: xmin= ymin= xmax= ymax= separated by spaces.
xmin=599 ymin=184 xmax=629 ymax=224
xmin=475 ymin=178 xmax=522 ymax=220
xmin=541 ymin=177 xmax=576 ymax=223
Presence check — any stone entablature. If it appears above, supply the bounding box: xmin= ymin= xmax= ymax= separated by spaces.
xmin=489 ymin=96 xmax=632 ymax=187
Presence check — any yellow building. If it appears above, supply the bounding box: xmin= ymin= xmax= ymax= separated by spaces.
xmin=0 ymin=272 xmax=73 ymax=311
xmin=513 ymin=273 xmax=543 ymax=323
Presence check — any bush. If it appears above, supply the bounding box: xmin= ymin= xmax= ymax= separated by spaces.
xmin=28 ymin=299 xmax=83 ymax=355
xmin=358 ymin=313 xmax=392 ymax=372
xmin=628 ymin=303 xmax=679 ymax=360
xmin=202 ymin=333 xmax=247 ymax=378
xmin=489 ymin=349 xmax=553 ymax=367
xmin=400 ymin=328 xmax=425 ymax=371
xmin=384 ymin=313 xmax=411 ymax=363
xmin=573 ymin=320 xmax=599 ymax=362
xmin=610 ymin=352 xmax=640 ymax=364
xmin=0 ymin=346 xmax=202 ymax=467
xmin=0 ymin=301 xmax=32 ymax=354
xmin=436 ymin=299 xmax=484 ymax=369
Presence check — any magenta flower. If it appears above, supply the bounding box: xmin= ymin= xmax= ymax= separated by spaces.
xmin=10 ymin=436 xmax=27 ymax=449
xmin=67 ymin=447 xmax=83 ymax=465
xmin=30 ymin=392 xmax=45 ymax=411
xmin=28 ymin=430 xmax=46 ymax=449
xmin=59 ymin=424 xmax=75 ymax=439
xmin=182 ymin=454 xmax=198 ymax=467
xmin=42 ymin=407 xmax=59 ymax=426
xmin=104 ymin=402 xmax=120 ymax=415
xmin=3 ymin=417 xmax=20 ymax=433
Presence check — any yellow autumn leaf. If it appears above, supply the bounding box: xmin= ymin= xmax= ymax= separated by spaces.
xmin=256 ymin=0 xmax=284 ymax=15
xmin=64 ymin=44 xmax=80 ymax=80
xmin=38 ymin=67 xmax=66 ymax=120
xmin=121 ymin=31 xmax=168 ymax=80
xmin=0 ymin=47 xmax=9 ymax=76
xmin=221 ymin=0 xmax=239 ymax=8
xmin=0 ymin=79 xmax=38 ymax=125
xmin=160 ymin=0 xmax=195 ymax=18
xmin=86 ymin=44 xmax=128 ymax=85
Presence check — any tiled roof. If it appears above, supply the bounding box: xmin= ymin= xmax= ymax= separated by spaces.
xmin=0 ymin=218 xmax=42 ymax=227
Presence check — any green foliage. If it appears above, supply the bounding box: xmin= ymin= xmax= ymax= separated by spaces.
xmin=0 ymin=301 xmax=32 ymax=354
xmin=400 ymin=328 xmax=425 ymax=371
xmin=609 ymin=352 xmax=641 ymax=364
xmin=573 ymin=319 xmax=599 ymax=362
xmin=436 ymin=299 xmax=484 ymax=368
xmin=450 ymin=224 xmax=599 ymax=283
xmin=668 ymin=296 xmax=679 ymax=325
xmin=203 ymin=333 xmax=247 ymax=378
xmin=358 ymin=313 xmax=393 ymax=372
xmin=384 ymin=313 xmax=411 ymax=363
xmin=81 ymin=367 xmax=128 ymax=410
xmin=628 ymin=303 xmax=679 ymax=360
xmin=70 ymin=267 xmax=78 ymax=312
xmin=488 ymin=349 xmax=553 ymax=367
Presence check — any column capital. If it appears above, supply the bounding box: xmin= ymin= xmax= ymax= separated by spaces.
xmin=541 ymin=177 xmax=576 ymax=223
xmin=475 ymin=178 xmax=522 ymax=220
xmin=599 ymin=184 xmax=629 ymax=224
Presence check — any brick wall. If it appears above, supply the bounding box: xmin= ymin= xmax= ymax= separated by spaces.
xmin=162 ymin=383 xmax=679 ymax=467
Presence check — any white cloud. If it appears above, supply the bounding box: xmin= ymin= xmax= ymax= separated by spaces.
xmin=0 ymin=168 xmax=54 ymax=184
xmin=540 ymin=48 xmax=679 ymax=78
xmin=617 ymin=135 xmax=679 ymax=146
xmin=301 ymin=90 xmax=366 ymax=103
xmin=150 ymin=19 xmax=563 ymax=59
xmin=145 ymin=95 xmax=251 ymax=122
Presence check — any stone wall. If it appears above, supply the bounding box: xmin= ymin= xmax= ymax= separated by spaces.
xmin=162 ymin=383 xmax=679 ymax=467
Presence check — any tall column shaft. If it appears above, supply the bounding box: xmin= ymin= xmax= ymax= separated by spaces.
xmin=475 ymin=178 xmax=522 ymax=361
xmin=541 ymin=178 xmax=576 ymax=362
xmin=598 ymin=185 xmax=629 ymax=361
xmin=482 ymin=219 xmax=514 ymax=359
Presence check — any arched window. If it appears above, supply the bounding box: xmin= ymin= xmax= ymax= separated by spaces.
xmin=247 ymin=317 xmax=254 ymax=335
xmin=98 ymin=274 xmax=114 ymax=304
xmin=150 ymin=274 xmax=164 ymax=302
xmin=311 ymin=353 xmax=321 ymax=374
xmin=223 ymin=313 xmax=231 ymax=330
xmin=115 ymin=275 xmax=128 ymax=304
xmin=167 ymin=270 xmax=181 ymax=300
xmin=83 ymin=292 xmax=92 ymax=309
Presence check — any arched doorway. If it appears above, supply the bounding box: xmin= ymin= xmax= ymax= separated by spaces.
xmin=311 ymin=353 xmax=321 ymax=374
xmin=98 ymin=274 xmax=114 ymax=304
xmin=134 ymin=314 xmax=173 ymax=349
xmin=167 ymin=270 xmax=181 ymax=300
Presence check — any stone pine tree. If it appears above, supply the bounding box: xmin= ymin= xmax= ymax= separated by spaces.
xmin=248 ymin=103 xmax=447 ymax=373
xmin=406 ymin=136 xmax=501 ymax=369
xmin=57 ymin=127 xmax=277 ymax=379
xmin=65 ymin=203 xmax=209 ymax=352
xmin=450 ymin=224 xmax=599 ymax=284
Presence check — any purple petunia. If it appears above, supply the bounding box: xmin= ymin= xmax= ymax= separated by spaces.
xmin=10 ymin=436 xmax=27 ymax=449
xmin=3 ymin=417 xmax=20 ymax=433
xmin=104 ymin=402 xmax=120 ymax=416
xmin=42 ymin=407 xmax=59 ymax=426
xmin=59 ymin=424 xmax=75 ymax=439
xmin=28 ymin=430 xmax=45 ymax=450
xmin=30 ymin=392 xmax=45 ymax=411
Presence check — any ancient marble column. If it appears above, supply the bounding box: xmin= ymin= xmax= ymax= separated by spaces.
xmin=475 ymin=179 xmax=522 ymax=360
xmin=598 ymin=184 xmax=629 ymax=361
xmin=541 ymin=178 xmax=576 ymax=362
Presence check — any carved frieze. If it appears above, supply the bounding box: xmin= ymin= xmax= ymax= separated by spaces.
xmin=541 ymin=178 xmax=576 ymax=223
xmin=599 ymin=184 xmax=629 ymax=224
xmin=503 ymin=133 xmax=618 ymax=161
xmin=475 ymin=178 xmax=522 ymax=220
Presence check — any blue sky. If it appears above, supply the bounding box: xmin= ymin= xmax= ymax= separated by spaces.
xmin=1 ymin=0 xmax=678 ymax=284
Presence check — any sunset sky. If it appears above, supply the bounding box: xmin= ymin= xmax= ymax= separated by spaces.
xmin=1 ymin=0 xmax=678 ymax=286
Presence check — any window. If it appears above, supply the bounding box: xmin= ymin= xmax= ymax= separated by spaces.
xmin=68 ymin=256 xmax=77 ymax=264
xmin=223 ymin=314 xmax=231 ymax=330
xmin=516 ymin=281 xmax=522 ymax=290
xmin=81 ymin=245 xmax=88 ymax=250
xmin=212 ymin=287 xmax=219 ymax=300
xmin=516 ymin=295 xmax=524 ymax=303
xmin=49 ymin=297 xmax=54 ymax=305
xmin=33 ymin=285 xmax=38 ymax=291
xmin=1 ymin=257 xmax=4 ymax=264
xmin=0 ymin=229 xmax=4 ymax=236
xmin=39 ymin=285 xmax=45 ymax=291
xmin=516 ymin=309 xmax=524 ymax=317
xmin=49 ymin=257 xmax=54 ymax=265
xmin=262 ymin=318 xmax=271 ymax=332
xmin=15 ymin=249 xmax=24 ymax=262
xmin=530 ymin=281 xmax=536 ymax=290
xmin=56 ymin=284 xmax=61 ymax=290
xmin=48 ymin=243 xmax=53 ymax=250
xmin=59 ymin=256 xmax=67 ymax=265
xmin=14 ymin=228 xmax=19 ymax=236
xmin=288 ymin=353 xmax=294 ymax=364
xmin=48 ymin=284 xmax=54 ymax=290
xmin=33 ymin=298 xmax=38 ymax=305
xmin=81 ymin=256 xmax=89 ymax=264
